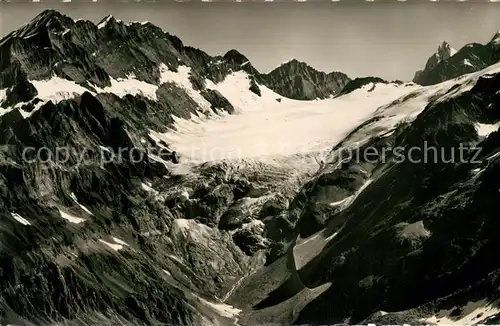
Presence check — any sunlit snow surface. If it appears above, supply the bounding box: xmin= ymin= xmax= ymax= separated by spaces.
xmin=421 ymin=299 xmax=500 ymax=325
xmin=476 ymin=122 xmax=500 ymax=137
xmin=151 ymin=62 xmax=500 ymax=175
xmin=158 ymin=74 xmax=420 ymax=165
xmin=59 ymin=210 xmax=86 ymax=224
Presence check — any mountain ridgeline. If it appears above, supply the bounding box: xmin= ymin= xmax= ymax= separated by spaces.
xmin=0 ymin=10 xmax=350 ymax=104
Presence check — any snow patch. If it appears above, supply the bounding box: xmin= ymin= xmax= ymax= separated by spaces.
xmin=99 ymin=237 xmax=129 ymax=251
xmin=422 ymin=300 xmax=500 ymax=325
xmin=395 ymin=220 xmax=431 ymax=241
xmin=99 ymin=146 xmax=111 ymax=153
xmin=147 ymin=154 xmax=170 ymax=169
xmin=294 ymin=226 xmax=341 ymax=270
xmin=97 ymin=15 xmax=114 ymax=29
xmin=173 ymin=218 xmax=193 ymax=229
xmin=141 ymin=182 xmax=159 ymax=195
xmin=59 ymin=210 xmax=86 ymax=224
xmin=329 ymin=196 xmax=353 ymax=207
xmin=101 ymin=75 xmax=158 ymax=100
xmin=449 ymin=47 xmax=458 ymax=57
xmin=171 ymin=219 xmax=213 ymax=242
xmin=0 ymin=88 xmax=6 ymax=102
xmin=463 ymin=58 xmax=474 ymax=67
xmin=0 ymin=89 xmax=8 ymax=116
xmin=23 ymin=33 xmax=39 ymax=40
xmin=476 ymin=122 xmax=500 ymax=137
xmin=197 ymin=296 xmax=242 ymax=318
xmin=11 ymin=213 xmax=31 ymax=226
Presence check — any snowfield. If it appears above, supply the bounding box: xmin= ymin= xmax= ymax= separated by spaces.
xmin=156 ymin=63 xmax=500 ymax=169
xmin=476 ymin=122 xmax=500 ymax=137
xmin=421 ymin=299 xmax=500 ymax=325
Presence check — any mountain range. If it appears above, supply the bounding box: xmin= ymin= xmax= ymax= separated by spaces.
xmin=1 ymin=9 xmax=500 ymax=326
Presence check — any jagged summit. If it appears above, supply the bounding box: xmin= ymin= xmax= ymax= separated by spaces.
xmin=270 ymin=59 xmax=346 ymax=78
xmin=412 ymin=37 xmax=500 ymax=85
xmin=97 ymin=14 xmax=122 ymax=29
xmin=437 ymin=41 xmax=457 ymax=59
xmin=424 ymin=41 xmax=457 ymax=72
xmin=0 ymin=9 xmax=350 ymax=104
xmin=262 ymin=59 xmax=350 ymax=100
xmin=223 ymin=49 xmax=249 ymax=65
xmin=489 ymin=30 xmax=500 ymax=46
xmin=270 ymin=58 xmax=311 ymax=72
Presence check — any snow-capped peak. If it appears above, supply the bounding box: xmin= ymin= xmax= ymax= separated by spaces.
xmin=281 ymin=58 xmax=298 ymax=65
xmin=277 ymin=58 xmax=305 ymax=68
xmin=436 ymin=41 xmax=457 ymax=60
xmin=419 ymin=41 xmax=457 ymax=73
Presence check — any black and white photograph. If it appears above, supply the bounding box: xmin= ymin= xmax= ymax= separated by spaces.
xmin=1 ymin=1 xmax=500 ymax=325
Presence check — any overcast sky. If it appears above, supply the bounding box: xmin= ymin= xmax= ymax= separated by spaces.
xmin=1 ymin=2 xmax=500 ymax=81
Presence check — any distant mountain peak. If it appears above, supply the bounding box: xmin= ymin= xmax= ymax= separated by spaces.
xmin=436 ymin=41 xmax=457 ymax=59
xmin=97 ymin=14 xmax=121 ymax=29
xmin=489 ymin=30 xmax=500 ymax=46
xmin=413 ymin=41 xmax=458 ymax=83
xmin=281 ymin=58 xmax=300 ymax=64
xmin=413 ymin=33 xmax=500 ymax=86
xmin=263 ymin=59 xmax=349 ymax=100
xmin=14 ymin=9 xmax=73 ymax=38
xmin=35 ymin=9 xmax=62 ymax=19
xmin=276 ymin=59 xmax=308 ymax=69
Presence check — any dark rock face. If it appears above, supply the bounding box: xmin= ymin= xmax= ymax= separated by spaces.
xmin=200 ymin=89 xmax=235 ymax=113
xmin=262 ymin=59 xmax=350 ymax=100
xmin=0 ymin=86 xmax=264 ymax=324
xmin=0 ymin=9 xmax=239 ymax=113
xmin=413 ymin=39 xmax=500 ymax=86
